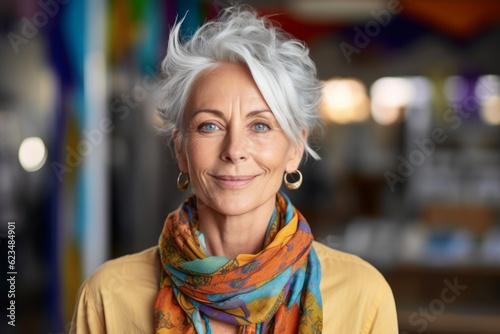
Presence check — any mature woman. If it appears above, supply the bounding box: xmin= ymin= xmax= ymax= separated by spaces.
xmin=71 ymin=5 xmax=398 ymax=334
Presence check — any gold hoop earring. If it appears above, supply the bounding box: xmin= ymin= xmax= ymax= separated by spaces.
xmin=177 ymin=172 xmax=189 ymax=191
xmin=284 ymin=170 xmax=302 ymax=190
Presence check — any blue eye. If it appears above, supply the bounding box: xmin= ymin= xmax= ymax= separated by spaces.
xmin=200 ymin=123 xmax=219 ymax=132
xmin=253 ymin=123 xmax=269 ymax=132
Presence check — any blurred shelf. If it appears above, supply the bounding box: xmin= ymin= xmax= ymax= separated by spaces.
xmin=387 ymin=264 xmax=500 ymax=334
xmin=398 ymin=309 xmax=500 ymax=334
xmin=389 ymin=263 xmax=500 ymax=276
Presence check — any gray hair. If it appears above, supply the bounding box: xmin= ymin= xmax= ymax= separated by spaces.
xmin=156 ymin=5 xmax=323 ymax=160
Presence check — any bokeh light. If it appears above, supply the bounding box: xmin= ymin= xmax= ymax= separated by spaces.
xmin=476 ymin=75 xmax=500 ymax=125
xmin=370 ymin=77 xmax=414 ymax=125
xmin=321 ymin=78 xmax=370 ymax=124
xmin=18 ymin=137 xmax=47 ymax=172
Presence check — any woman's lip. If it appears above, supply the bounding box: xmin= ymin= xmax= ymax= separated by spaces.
xmin=212 ymin=175 xmax=256 ymax=188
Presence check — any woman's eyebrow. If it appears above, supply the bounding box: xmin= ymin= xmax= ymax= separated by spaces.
xmin=191 ymin=109 xmax=224 ymax=118
xmin=191 ymin=109 xmax=273 ymax=119
xmin=246 ymin=110 xmax=273 ymax=118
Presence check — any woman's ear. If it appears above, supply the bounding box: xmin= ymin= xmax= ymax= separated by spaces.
xmin=285 ymin=130 xmax=306 ymax=173
xmin=173 ymin=131 xmax=188 ymax=172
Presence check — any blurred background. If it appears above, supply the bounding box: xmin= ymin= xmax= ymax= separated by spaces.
xmin=1 ymin=0 xmax=499 ymax=333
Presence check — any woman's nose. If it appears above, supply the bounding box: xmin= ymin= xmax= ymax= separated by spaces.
xmin=220 ymin=127 xmax=249 ymax=163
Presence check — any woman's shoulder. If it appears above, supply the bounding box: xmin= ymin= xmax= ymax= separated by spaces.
xmin=312 ymin=240 xmax=385 ymax=280
xmin=85 ymin=246 xmax=160 ymax=290
xmin=97 ymin=246 xmax=159 ymax=270
xmin=312 ymin=241 xmax=398 ymax=333
xmin=71 ymin=247 xmax=160 ymax=333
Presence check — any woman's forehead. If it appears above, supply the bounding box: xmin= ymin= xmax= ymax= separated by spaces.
xmin=187 ymin=63 xmax=270 ymax=110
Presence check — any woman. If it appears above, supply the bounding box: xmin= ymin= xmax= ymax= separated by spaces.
xmin=71 ymin=5 xmax=398 ymax=334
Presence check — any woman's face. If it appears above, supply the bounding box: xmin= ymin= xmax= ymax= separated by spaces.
xmin=175 ymin=63 xmax=303 ymax=217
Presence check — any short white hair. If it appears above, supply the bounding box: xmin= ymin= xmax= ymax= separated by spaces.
xmin=156 ymin=5 xmax=323 ymax=160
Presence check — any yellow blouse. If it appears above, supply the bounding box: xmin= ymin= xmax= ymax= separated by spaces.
xmin=70 ymin=241 xmax=398 ymax=333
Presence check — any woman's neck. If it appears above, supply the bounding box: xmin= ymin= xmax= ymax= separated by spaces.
xmin=197 ymin=198 xmax=276 ymax=259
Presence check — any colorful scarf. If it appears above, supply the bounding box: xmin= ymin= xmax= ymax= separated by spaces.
xmin=154 ymin=193 xmax=322 ymax=334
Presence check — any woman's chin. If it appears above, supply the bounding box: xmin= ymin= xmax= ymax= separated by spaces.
xmin=199 ymin=193 xmax=274 ymax=218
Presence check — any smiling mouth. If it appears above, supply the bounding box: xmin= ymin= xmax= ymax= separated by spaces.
xmin=212 ymin=175 xmax=256 ymax=189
